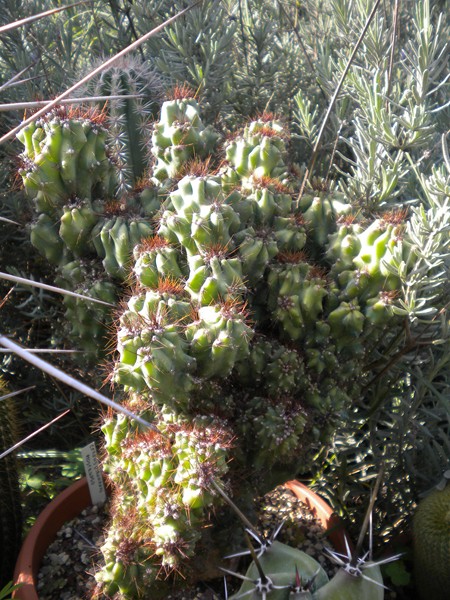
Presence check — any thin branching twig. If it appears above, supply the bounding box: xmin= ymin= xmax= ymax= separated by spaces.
xmin=0 ymin=408 xmax=71 ymax=460
xmin=0 ymin=272 xmax=115 ymax=307
xmin=0 ymin=62 xmax=37 ymax=92
xmin=0 ymin=386 xmax=36 ymax=402
xmin=0 ymin=95 xmax=143 ymax=112
xmin=0 ymin=349 xmax=80 ymax=354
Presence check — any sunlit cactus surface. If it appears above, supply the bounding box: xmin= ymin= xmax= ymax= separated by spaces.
xmin=16 ymin=92 xmax=428 ymax=598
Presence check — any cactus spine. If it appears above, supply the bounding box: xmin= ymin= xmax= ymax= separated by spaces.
xmin=90 ymin=97 xmax=418 ymax=597
xmin=15 ymin=94 xmax=431 ymax=598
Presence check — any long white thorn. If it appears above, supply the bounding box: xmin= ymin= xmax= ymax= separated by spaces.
xmin=0 ymin=1 xmax=90 ymax=34
xmin=344 ymin=534 xmax=352 ymax=561
xmin=271 ymin=519 xmax=285 ymax=541
xmin=246 ymin=528 xmax=264 ymax=545
xmin=360 ymin=572 xmax=391 ymax=591
xmin=219 ymin=567 xmax=253 ymax=583
xmin=324 ymin=547 xmax=347 ymax=567
xmin=224 ymin=549 xmax=251 ymax=559
xmin=0 ymin=385 xmax=36 ymax=402
xmin=223 ymin=576 xmax=229 ymax=600
xmin=0 ymin=336 xmax=161 ymax=435
xmin=368 ymin=553 xmax=405 ymax=567
xmin=0 ymin=216 xmax=20 ymax=225
xmin=0 ymin=409 xmax=71 ymax=460
xmin=0 ymin=272 xmax=115 ymax=307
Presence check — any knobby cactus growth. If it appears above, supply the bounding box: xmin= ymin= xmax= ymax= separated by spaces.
xmin=15 ymin=91 xmax=445 ymax=597
xmin=95 ymin=97 xmax=414 ymax=597
xmin=4 ymin=1 xmax=447 ymax=597
xmin=16 ymin=104 xmax=158 ymax=355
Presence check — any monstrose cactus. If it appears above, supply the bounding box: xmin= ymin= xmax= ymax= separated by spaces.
xmin=17 ymin=104 xmax=159 ymax=356
xmin=16 ymin=93 xmax=428 ymax=598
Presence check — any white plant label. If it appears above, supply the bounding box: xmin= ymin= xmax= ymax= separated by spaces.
xmin=81 ymin=442 xmax=107 ymax=505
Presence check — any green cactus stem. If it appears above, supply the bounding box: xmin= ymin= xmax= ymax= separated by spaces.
xmin=151 ymin=93 xmax=219 ymax=185
xmin=77 ymin=57 xmax=164 ymax=192
xmin=55 ymin=260 xmax=117 ymax=357
xmin=313 ymin=564 xmax=384 ymax=599
xmin=224 ymin=117 xmax=290 ymax=184
xmin=98 ymin=410 xmax=232 ymax=597
xmin=229 ymin=540 xmax=329 ymax=600
xmin=228 ymin=537 xmax=386 ymax=600
xmin=14 ymin=94 xmax=428 ymax=598
xmin=17 ymin=107 xmax=117 ymax=211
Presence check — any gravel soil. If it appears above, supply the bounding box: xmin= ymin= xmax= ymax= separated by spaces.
xmin=36 ymin=485 xmax=400 ymax=599
xmin=37 ymin=502 xmax=106 ymax=600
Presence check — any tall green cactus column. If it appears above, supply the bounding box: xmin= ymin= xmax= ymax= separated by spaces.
xmin=0 ymin=377 xmax=22 ymax=584
xmin=78 ymin=57 xmax=164 ymax=192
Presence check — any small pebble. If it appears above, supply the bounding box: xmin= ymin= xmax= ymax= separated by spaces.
xmin=36 ymin=485 xmax=356 ymax=599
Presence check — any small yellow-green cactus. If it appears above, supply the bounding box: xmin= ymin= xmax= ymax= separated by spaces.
xmin=413 ymin=475 xmax=450 ymax=600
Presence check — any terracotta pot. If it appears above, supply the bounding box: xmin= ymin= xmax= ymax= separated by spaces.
xmin=13 ymin=478 xmax=348 ymax=599
xmin=284 ymin=479 xmax=349 ymax=555
xmin=13 ymin=477 xmax=94 ymax=600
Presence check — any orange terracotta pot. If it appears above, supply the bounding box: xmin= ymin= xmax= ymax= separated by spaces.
xmin=284 ymin=479 xmax=350 ymax=555
xmin=13 ymin=478 xmax=348 ymax=599
xmin=13 ymin=477 xmax=93 ymax=600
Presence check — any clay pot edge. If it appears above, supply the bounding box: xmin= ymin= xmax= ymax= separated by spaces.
xmin=13 ymin=478 xmax=349 ymax=599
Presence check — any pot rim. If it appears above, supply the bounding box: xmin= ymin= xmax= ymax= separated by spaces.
xmin=13 ymin=478 xmax=348 ymax=599
xmin=13 ymin=477 xmax=93 ymax=600
xmin=284 ymin=479 xmax=349 ymax=554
